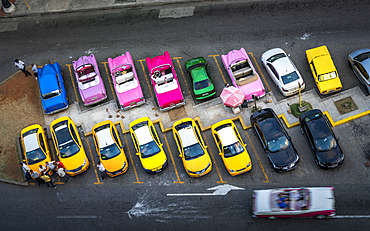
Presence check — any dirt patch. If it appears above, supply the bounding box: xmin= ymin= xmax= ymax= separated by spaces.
xmin=168 ymin=106 xmax=188 ymax=121
xmin=334 ymin=96 xmax=358 ymax=115
xmin=0 ymin=69 xmax=45 ymax=181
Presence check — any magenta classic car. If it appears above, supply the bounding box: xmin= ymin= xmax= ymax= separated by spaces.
xmin=146 ymin=51 xmax=185 ymax=111
xmin=222 ymin=48 xmax=265 ymax=102
xmin=73 ymin=54 xmax=107 ymax=106
xmin=108 ymin=52 xmax=145 ymax=110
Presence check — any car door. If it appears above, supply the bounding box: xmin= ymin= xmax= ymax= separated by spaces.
xmin=213 ymin=133 xmax=223 ymax=155
xmin=266 ymin=63 xmax=280 ymax=87
xmin=254 ymin=123 xmax=267 ymax=150
xmin=354 ymin=62 xmax=370 ymax=85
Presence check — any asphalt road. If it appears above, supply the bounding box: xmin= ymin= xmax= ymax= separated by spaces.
xmin=2 ymin=0 xmax=370 ymax=230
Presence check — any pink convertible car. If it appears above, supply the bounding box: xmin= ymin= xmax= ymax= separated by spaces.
xmin=108 ymin=52 xmax=145 ymax=110
xmin=146 ymin=51 xmax=185 ymax=111
xmin=73 ymin=54 xmax=107 ymax=106
xmin=222 ymin=48 xmax=265 ymax=102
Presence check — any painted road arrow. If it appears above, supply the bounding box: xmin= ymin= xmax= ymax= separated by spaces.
xmin=167 ymin=184 xmax=245 ymax=196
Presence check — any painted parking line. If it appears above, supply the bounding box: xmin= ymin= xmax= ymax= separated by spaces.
xmin=163 ymin=133 xmax=184 ymax=184
xmin=203 ymin=135 xmax=226 ymax=184
xmin=85 ymin=138 xmax=103 ymax=185
xmin=65 ymin=64 xmax=80 ymax=104
xmin=248 ymin=52 xmax=271 ymax=92
xmin=48 ymin=139 xmax=63 ymax=184
xmin=208 ymin=54 xmax=226 ymax=84
xmin=173 ymin=57 xmax=191 ymax=96
xmin=102 ymin=62 xmax=117 ymax=103
xmin=137 ymin=59 xmax=154 ymax=99
xmin=245 ymin=131 xmax=269 ymax=183
xmin=123 ymin=134 xmax=143 ymax=184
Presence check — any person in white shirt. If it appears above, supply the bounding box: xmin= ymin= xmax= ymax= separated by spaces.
xmin=57 ymin=167 xmax=70 ymax=182
xmin=39 ymin=164 xmax=47 ymax=175
xmin=14 ymin=59 xmax=31 ymax=77
xmin=46 ymin=161 xmax=57 ymax=173
xmin=97 ymin=162 xmax=106 ymax=180
xmin=30 ymin=170 xmax=44 ymax=186
xmin=31 ymin=63 xmax=38 ymax=79
xmin=20 ymin=162 xmax=31 ymax=181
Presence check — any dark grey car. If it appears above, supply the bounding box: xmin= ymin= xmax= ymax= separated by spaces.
xmin=348 ymin=48 xmax=370 ymax=94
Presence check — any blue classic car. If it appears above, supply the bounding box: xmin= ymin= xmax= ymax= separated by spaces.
xmin=38 ymin=62 xmax=68 ymax=114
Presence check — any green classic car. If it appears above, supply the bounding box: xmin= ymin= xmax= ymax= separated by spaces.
xmin=185 ymin=57 xmax=216 ymax=100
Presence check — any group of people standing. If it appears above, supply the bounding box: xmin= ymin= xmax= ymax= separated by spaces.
xmin=20 ymin=161 xmax=70 ymax=189
xmin=14 ymin=59 xmax=38 ymax=79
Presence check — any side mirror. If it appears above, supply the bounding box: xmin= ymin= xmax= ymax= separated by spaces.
xmin=219 ymin=152 xmax=223 ymax=156
xmin=179 ymin=154 xmax=183 ymax=158
xmin=337 ymin=138 xmax=340 ymax=142
xmin=136 ymin=153 xmax=140 ymax=156
xmin=160 ymin=143 xmax=163 ymax=147
xmin=204 ymin=145 xmax=208 ymax=149
xmin=121 ymin=145 xmax=124 ymax=149
xmin=244 ymin=144 xmax=247 ymax=148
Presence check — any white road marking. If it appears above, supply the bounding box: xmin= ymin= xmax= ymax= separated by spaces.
xmin=332 ymin=215 xmax=370 ymax=219
xmin=57 ymin=215 xmax=100 ymax=219
xmin=167 ymin=184 xmax=245 ymax=196
xmin=159 ymin=7 xmax=195 ymax=19
xmin=300 ymin=33 xmax=312 ymax=40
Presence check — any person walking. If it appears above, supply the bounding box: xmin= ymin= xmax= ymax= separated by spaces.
xmin=46 ymin=161 xmax=57 ymax=173
xmin=20 ymin=162 xmax=31 ymax=181
xmin=31 ymin=63 xmax=38 ymax=79
xmin=97 ymin=162 xmax=106 ymax=180
xmin=56 ymin=167 xmax=70 ymax=182
xmin=14 ymin=59 xmax=32 ymax=77
xmin=40 ymin=172 xmax=57 ymax=189
xmin=30 ymin=170 xmax=44 ymax=186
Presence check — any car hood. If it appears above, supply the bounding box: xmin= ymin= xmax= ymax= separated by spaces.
xmin=254 ymin=190 xmax=272 ymax=212
xmin=60 ymin=150 xmax=87 ymax=171
xmin=222 ymin=49 xmax=247 ymax=66
xmin=185 ymin=152 xmax=211 ymax=172
xmin=141 ymin=150 xmax=167 ymax=171
xmin=223 ymin=152 xmax=251 ymax=171
xmin=316 ymin=145 xmax=343 ymax=165
xmin=309 ymin=187 xmax=335 ymax=211
xmin=101 ymin=151 xmax=126 ymax=172
xmin=261 ymin=48 xmax=284 ymax=61
xmin=269 ymin=145 xmax=297 ymax=167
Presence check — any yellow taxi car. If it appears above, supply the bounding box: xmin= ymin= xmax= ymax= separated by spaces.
xmin=50 ymin=116 xmax=89 ymax=176
xmin=306 ymin=45 xmax=342 ymax=95
xmin=172 ymin=118 xmax=212 ymax=177
xmin=92 ymin=120 xmax=128 ymax=177
xmin=129 ymin=117 xmax=167 ymax=173
xmin=20 ymin=124 xmax=52 ymax=175
xmin=211 ymin=119 xmax=252 ymax=176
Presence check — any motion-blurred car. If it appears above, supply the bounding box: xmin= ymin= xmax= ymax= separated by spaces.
xmin=250 ymin=108 xmax=299 ymax=172
xmin=50 ymin=116 xmax=89 ymax=176
xmin=92 ymin=120 xmax=128 ymax=177
xmin=108 ymin=52 xmax=145 ymax=110
xmin=253 ymin=187 xmax=336 ymax=219
xmin=211 ymin=119 xmax=252 ymax=176
xmin=129 ymin=117 xmax=167 ymax=173
xmin=37 ymin=62 xmax=68 ymax=114
xmin=348 ymin=48 xmax=370 ymax=94
xmin=20 ymin=124 xmax=52 ymax=175
xmin=185 ymin=57 xmax=216 ymax=100
xmin=299 ymin=109 xmax=344 ymax=169
xmin=173 ymin=118 xmax=212 ymax=177
xmin=73 ymin=54 xmax=107 ymax=106
xmin=261 ymin=48 xmax=305 ymax=96
xmin=306 ymin=45 xmax=342 ymax=95
xmin=222 ymin=48 xmax=265 ymax=101
xmin=146 ymin=51 xmax=185 ymax=111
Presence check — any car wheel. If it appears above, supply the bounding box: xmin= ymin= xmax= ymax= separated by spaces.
xmin=316 ymin=215 xmax=326 ymax=219
xmin=365 ymin=86 xmax=369 ymax=95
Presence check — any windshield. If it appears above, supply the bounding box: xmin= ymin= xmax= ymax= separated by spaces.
xmin=267 ymin=135 xmax=289 ymax=152
xmin=42 ymin=89 xmax=61 ymax=100
xmin=195 ymin=79 xmax=212 ymax=90
xmin=267 ymin=53 xmax=285 ymax=63
xmin=319 ymin=71 xmax=337 ymax=82
xmin=26 ymin=148 xmax=46 ymax=165
xmin=281 ymin=71 xmax=300 ymax=85
xmin=315 ymin=135 xmax=337 ymax=151
xmin=54 ymin=123 xmax=80 ymax=158
xmin=140 ymin=140 xmax=161 ymax=158
xmin=224 ymin=141 xmax=244 ymax=157
xmin=100 ymin=143 xmax=121 ymax=160
xmin=188 ymin=63 xmax=205 ymax=71
xmin=184 ymin=143 xmax=204 ymax=160
xmin=354 ymin=52 xmax=370 ymax=62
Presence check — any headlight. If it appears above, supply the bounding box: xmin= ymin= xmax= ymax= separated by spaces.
xmin=247 ymin=162 xmax=251 ymax=168
xmin=81 ymin=159 xmax=86 ymax=167
xmin=229 ymin=169 xmax=235 ymax=173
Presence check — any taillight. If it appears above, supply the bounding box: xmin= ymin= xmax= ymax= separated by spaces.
xmin=282 ymin=87 xmax=288 ymax=92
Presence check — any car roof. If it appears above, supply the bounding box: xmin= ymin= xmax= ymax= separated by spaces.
xmin=272 ymin=56 xmax=296 ymax=76
xmin=177 ymin=126 xmax=198 ymax=147
xmin=312 ymin=55 xmax=336 ymax=74
xmin=95 ymin=126 xmax=115 ymax=148
xmin=39 ymin=74 xmax=59 ymax=94
xmin=217 ymin=126 xmax=238 ymax=146
xmin=133 ymin=125 xmax=153 ymax=145
xmin=190 ymin=67 xmax=208 ymax=81
xmin=23 ymin=131 xmax=39 ymax=152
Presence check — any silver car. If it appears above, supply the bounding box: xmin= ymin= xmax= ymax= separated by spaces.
xmin=348 ymin=48 xmax=370 ymax=94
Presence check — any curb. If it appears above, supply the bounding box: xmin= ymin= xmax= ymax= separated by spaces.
xmin=0 ymin=177 xmax=28 ymax=186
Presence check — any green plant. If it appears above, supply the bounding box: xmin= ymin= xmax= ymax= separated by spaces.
xmin=290 ymin=101 xmax=313 ymax=118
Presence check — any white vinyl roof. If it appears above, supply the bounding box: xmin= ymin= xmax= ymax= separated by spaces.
xmin=177 ymin=126 xmax=198 ymax=148
xmin=217 ymin=126 xmax=238 ymax=147
xmin=23 ymin=132 xmax=39 ymax=152
xmin=134 ymin=126 xmax=153 ymax=145
xmin=96 ymin=127 xmax=115 ymax=149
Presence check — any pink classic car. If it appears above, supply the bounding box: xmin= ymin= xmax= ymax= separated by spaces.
xmin=222 ymin=48 xmax=265 ymax=102
xmin=73 ymin=54 xmax=107 ymax=106
xmin=146 ymin=51 xmax=185 ymax=111
xmin=108 ymin=52 xmax=145 ymax=110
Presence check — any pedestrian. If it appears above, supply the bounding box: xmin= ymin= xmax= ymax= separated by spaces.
xmin=97 ymin=162 xmax=106 ymax=180
xmin=14 ymin=59 xmax=32 ymax=77
xmin=45 ymin=161 xmax=57 ymax=173
xmin=56 ymin=167 xmax=70 ymax=182
xmin=224 ymin=83 xmax=230 ymax=88
xmin=31 ymin=63 xmax=38 ymax=79
xmin=39 ymin=164 xmax=47 ymax=175
xmin=30 ymin=170 xmax=44 ymax=186
xmin=20 ymin=162 xmax=31 ymax=181
xmin=40 ymin=172 xmax=57 ymax=189
xmin=56 ymin=161 xmax=65 ymax=169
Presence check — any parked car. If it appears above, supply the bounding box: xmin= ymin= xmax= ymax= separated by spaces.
xmin=73 ymin=54 xmax=107 ymax=106
xmin=92 ymin=120 xmax=128 ymax=177
xmin=146 ymin=51 xmax=185 ymax=111
xmin=50 ymin=116 xmax=89 ymax=176
xmin=306 ymin=45 xmax=342 ymax=95
xmin=129 ymin=117 xmax=167 ymax=173
xmin=172 ymin=118 xmax=212 ymax=177
xmin=211 ymin=119 xmax=252 ymax=176
xmin=299 ymin=109 xmax=344 ymax=169
xmin=348 ymin=48 xmax=370 ymax=94
xmin=250 ymin=108 xmax=299 ymax=172
xmin=20 ymin=124 xmax=52 ymax=175
xmin=108 ymin=52 xmax=145 ymax=110
xmin=185 ymin=57 xmax=216 ymax=100
xmin=222 ymin=48 xmax=265 ymax=101
xmin=253 ymin=187 xmax=336 ymax=219
xmin=261 ymin=48 xmax=305 ymax=96
xmin=37 ymin=62 xmax=68 ymax=114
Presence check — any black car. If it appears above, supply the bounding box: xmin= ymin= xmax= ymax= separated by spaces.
xmin=299 ymin=109 xmax=344 ymax=169
xmin=250 ymin=108 xmax=299 ymax=172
